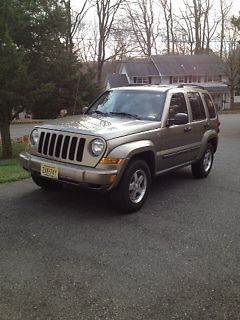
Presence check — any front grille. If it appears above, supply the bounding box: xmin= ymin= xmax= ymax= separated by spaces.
xmin=38 ymin=131 xmax=86 ymax=163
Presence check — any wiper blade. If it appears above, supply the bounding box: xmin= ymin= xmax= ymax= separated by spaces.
xmin=109 ymin=112 xmax=139 ymax=119
xmin=93 ymin=110 xmax=106 ymax=115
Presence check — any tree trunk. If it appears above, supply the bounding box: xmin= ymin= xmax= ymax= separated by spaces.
xmin=230 ymin=86 xmax=235 ymax=109
xmin=0 ymin=120 xmax=12 ymax=159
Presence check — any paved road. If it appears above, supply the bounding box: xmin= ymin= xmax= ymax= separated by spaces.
xmin=10 ymin=123 xmax=42 ymax=140
xmin=1 ymin=114 xmax=240 ymax=319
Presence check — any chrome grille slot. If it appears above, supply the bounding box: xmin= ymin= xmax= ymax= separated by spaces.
xmin=37 ymin=130 xmax=86 ymax=163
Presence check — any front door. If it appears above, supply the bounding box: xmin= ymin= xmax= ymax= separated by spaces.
xmin=156 ymin=92 xmax=201 ymax=171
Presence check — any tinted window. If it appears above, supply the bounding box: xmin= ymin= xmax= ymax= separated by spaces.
xmin=187 ymin=92 xmax=206 ymax=121
xmin=203 ymin=93 xmax=216 ymax=118
xmin=169 ymin=93 xmax=188 ymax=119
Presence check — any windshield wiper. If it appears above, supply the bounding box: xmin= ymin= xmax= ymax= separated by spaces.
xmin=93 ymin=110 xmax=107 ymax=115
xmin=109 ymin=112 xmax=139 ymax=119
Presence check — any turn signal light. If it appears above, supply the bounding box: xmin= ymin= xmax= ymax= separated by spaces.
xmin=100 ymin=158 xmax=123 ymax=165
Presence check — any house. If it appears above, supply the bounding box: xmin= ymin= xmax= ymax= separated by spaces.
xmin=106 ymin=54 xmax=230 ymax=110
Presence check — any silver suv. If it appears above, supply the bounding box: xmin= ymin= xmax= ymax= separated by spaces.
xmin=20 ymin=85 xmax=220 ymax=212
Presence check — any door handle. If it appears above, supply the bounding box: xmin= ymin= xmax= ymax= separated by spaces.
xmin=184 ymin=126 xmax=192 ymax=132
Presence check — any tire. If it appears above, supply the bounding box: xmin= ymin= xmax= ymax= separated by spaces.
xmin=110 ymin=159 xmax=151 ymax=213
xmin=192 ymin=143 xmax=214 ymax=178
xmin=31 ymin=173 xmax=61 ymax=190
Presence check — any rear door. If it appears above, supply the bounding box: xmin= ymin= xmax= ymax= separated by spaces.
xmin=186 ymin=91 xmax=209 ymax=147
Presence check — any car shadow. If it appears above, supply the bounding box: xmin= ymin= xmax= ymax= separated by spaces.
xmin=20 ymin=184 xmax=121 ymax=219
xmin=19 ymin=167 xmax=194 ymax=220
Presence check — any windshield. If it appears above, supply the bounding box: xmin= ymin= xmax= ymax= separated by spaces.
xmin=87 ymin=89 xmax=166 ymax=121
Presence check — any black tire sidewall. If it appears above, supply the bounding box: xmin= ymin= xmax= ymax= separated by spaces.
xmin=113 ymin=159 xmax=151 ymax=212
xmin=192 ymin=143 xmax=214 ymax=178
xmin=201 ymin=144 xmax=214 ymax=175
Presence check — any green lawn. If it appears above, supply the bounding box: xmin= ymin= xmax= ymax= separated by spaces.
xmin=0 ymin=143 xmax=30 ymax=183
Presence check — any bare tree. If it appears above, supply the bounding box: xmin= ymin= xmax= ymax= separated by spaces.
xmin=125 ymin=0 xmax=158 ymax=57
xmin=219 ymin=0 xmax=232 ymax=58
xmin=223 ymin=20 xmax=240 ymax=108
xmin=180 ymin=0 xmax=221 ymax=54
xmin=62 ymin=0 xmax=90 ymax=53
xmin=158 ymin=0 xmax=175 ymax=54
xmin=178 ymin=10 xmax=195 ymax=54
xmin=109 ymin=18 xmax=140 ymax=61
xmin=77 ymin=22 xmax=99 ymax=63
xmin=92 ymin=0 xmax=124 ymax=83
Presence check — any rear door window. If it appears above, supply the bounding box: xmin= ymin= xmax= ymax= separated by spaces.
xmin=203 ymin=93 xmax=216 ymax=118
xmin=187 ymin=92 xmax=206 ymax=121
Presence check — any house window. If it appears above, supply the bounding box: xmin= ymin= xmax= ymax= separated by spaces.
xmin=133 ymin=77 xmax=151 ymax=84
xmin=192 ymin=76 xmax=197 ymax=82
xmin=179 ymin=76 xmax=185 ymax=83
xmin=170 ymin=76 xmax=188 ymax=84
xmin=208 ymin=75 xmax=213 ymax=82
xmin=213 ymin=75 xmax=222 ymax=81
xmin=172 ymin=76 xmax=178 ymax=84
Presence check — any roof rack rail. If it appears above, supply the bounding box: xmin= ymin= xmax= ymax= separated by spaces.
xmin=178 ymin=83 xmax=204 ymax=89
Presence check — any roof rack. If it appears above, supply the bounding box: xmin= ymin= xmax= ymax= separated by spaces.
xmin=177 ymin=83 xmax=204 ymax=89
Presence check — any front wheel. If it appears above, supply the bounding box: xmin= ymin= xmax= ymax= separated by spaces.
xmin=192 ymin=143 xmax=214 ymax=178
xmin=110 ymin=159 xmax=151 ymax=213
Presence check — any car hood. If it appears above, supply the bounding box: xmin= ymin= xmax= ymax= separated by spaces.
xmin=35 ymin=114 xmax=160 ymax=140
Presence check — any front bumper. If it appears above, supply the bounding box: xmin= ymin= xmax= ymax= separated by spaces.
xmin=20 ymin=151 xmax=121 ymax=190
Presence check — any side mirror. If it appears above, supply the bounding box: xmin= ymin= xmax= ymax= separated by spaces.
xmin=82 ymin=106 xmax=89 ymax=114
xmin=167 ymin=113 xmax=188 ymax=127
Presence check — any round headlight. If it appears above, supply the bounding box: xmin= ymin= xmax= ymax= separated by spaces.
xmin=90 ymin=138 xmax=105 ymax=156
xmin=30 ymin=129 xmax=39 ymax=145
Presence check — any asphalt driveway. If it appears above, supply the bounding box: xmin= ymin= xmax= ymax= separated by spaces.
xmin=0 ymin=114 xmax=240 ymax=320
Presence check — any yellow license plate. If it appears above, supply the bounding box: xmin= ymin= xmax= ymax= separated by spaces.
xmin=41 ymin=164 xmax=58 ymax=180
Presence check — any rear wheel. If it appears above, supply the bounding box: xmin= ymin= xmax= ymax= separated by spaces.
xmin=31 ymin=173 xmax=61 ymax=190
xmin=110 ymin=159 xmax=151 ymax=213
xmin=192 ymin=143 xmax=214 ymax=178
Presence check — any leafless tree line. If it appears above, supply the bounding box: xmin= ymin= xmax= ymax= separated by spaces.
xmin=70 ymin=0 xmax=239 ymax=85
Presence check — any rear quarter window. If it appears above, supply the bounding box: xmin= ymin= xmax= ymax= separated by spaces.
xmin=203 ymin=93 xmax=217 ymax=118
xmin=187 ymin=92 xmax=206 ymax=121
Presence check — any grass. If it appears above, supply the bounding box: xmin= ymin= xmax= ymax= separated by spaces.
xmin=0 ymin=143 xmax=30 ymax=183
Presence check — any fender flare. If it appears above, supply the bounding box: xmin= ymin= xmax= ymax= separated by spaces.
xmin=107 ymin=140 xmax=155 ymax=160
xmin=197 ymin=130 xmax=218 ymax=160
